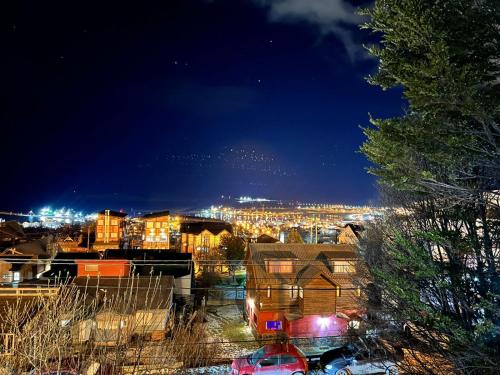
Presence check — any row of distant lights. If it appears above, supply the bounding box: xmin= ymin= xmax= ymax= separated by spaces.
xmin=38 ymin=207 xmax=97 ymax=223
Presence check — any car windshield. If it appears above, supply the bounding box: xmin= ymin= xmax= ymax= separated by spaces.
xmin=249 ymin=347 xmax=266 ymax=364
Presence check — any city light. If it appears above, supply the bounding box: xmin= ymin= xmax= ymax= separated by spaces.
xmin=247 ymin=298 xmax=255 ymax=310
xmin=317 ymin=316 xmax=330 ymax=328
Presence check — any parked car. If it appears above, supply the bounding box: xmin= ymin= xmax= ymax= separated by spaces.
xmin=319 ymin=339 xmax=401 ymax=375
xmin=231 ymin=343 xmax=308 ymax=375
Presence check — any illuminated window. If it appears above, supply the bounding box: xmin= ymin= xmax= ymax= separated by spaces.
xmin=355 ymin=287 xmax=361 ymax=297
xmin=299 ymin=287 xmax=304 ymax=298
xmin=267 ymin=286 xmax=271 ymax=298
xmin=85 ymin=264 xmax=99 ymax=272
xmin=290 ymin=285 xmax=299 ymax=299
xmin=146 ymin=222 xmax=154 ymax=229
xmin=97 ymin=233 xmax=103 ymax=238
xmin=97 ymin=220 xmax=104 ymax=225
xmin=161 ymin=222 xmax=169 ymax=228
xmin=336 ymin=286 xmax=342 ymax=297
xmin=110 ymin=232 xmax=118 ymax=239
xmin=266 ymin=260 xmax=293 ymax=273
xmin=332 ymin=260 xmax=355 ymax=273
xmin=155 ymin=222 xmax=161 ymax=228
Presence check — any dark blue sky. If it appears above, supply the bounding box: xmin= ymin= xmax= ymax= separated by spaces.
xmin=1 ymin=0 xmax=404 ymax=212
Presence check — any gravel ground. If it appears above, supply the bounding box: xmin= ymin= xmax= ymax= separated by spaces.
xmin=204 ymin=302 xmax=259 ymax=362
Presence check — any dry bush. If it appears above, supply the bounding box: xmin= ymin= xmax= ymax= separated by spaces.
xmin=0 ymin=275 xmax=219 ymax=374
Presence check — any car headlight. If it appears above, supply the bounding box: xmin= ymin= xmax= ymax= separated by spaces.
xmin=325 ymin=365 xmax=332 ymax=370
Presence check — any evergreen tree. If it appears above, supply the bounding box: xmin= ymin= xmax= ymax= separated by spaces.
xmin=220 ymin=235 xmax=246 ymax=281
xmin=360 ymin=1 xmax=499 ymax=373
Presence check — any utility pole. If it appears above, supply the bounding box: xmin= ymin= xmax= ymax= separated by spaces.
xmin=87 ymin=224 xmax=90 ymax=252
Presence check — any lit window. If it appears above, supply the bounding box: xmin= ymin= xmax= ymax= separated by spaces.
xmin=267 ymin=286 xmax=271 ymax=298
xmin=336 ymin=286 xmax=341 ymax=297
xmin=97 ymin=220 xmax=104 ymax=225
xmin=299 ymin=287 xmax=304 ymax=298
xmin=13 ymin=272 xmax=21 ymax=282
xmin=162 ymin=222 xmax=169 ymax=228
xmin=355 ymin=287 xmax=361 ymax=297
xmin=332 ymin=260 xmax=355 ymax=273
xmin=155 ymin=222 xmax=161 ymax=228
xmin=266 ymin=260 xmax=293 ymax=273
xmin=85 ymin=264 xmax=99 ymax=272
xmin=110 ymin=232 xmax=118 ymax=238
xmin=290 ymin=285 xmax=299 ymax=299
xmin=111 ymin=220 xmax=118 ymax=226
xmin=146 ymin=222 xmax=154 ymax=229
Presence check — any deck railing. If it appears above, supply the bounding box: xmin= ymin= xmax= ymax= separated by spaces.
xmin=0 ymin=287 xmax=59 ymax=297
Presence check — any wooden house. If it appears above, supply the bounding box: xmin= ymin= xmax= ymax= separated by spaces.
xmin=141 ymin=210 xmax=170 ymax=249
xmin=93 ymin=209 xmax=127 ymax=251
xmin=338 ymin=223 xmax=364 ymax=245
xmin=72 ymin=275 xmax=174 ymax=346
xmin=57 ymin=235 xmax=81 ymax=252
xmin=94 ymin=311 xmax=131 ymax=346
xmin=0 ymin=245 xmax=50 ymax=285
xmin=246 ymin=243 xmax=362 ymax=340
xmin=180 ymin=221 xmax=232 ymax=272
xmin=180 ymin=221 xmax=232 ymax=254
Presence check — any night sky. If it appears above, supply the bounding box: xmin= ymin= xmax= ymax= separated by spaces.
xmin=1 ymin=0 xmax=405 ymax=212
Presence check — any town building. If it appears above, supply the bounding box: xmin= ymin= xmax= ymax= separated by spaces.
xmin=246 ymin=243 xmax=362 ymax=340
xmin=141 ymin=210 xmax=170 ymax=249
xmin=0 ymin=241 xmax=51 ymax=284
xmin=338 ymin=223 xmax=364 ymax=245
xmin=104 ymin=249 xmax=194 ymax=299
xmin=180 ymin=221 xmax=232 ymax=254
xmin=72 ymin=275 xmax=174 ymax=345
xmin=93 ymin=210 xmax=127 ymax=251
xmin=41 ymin=251 xmax=100 ymax=279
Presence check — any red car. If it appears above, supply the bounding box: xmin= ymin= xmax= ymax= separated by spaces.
xmin=231 ymin=343 xmax=308 ymax=375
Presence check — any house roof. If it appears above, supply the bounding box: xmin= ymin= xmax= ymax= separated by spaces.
xmin=98 ymin=209 xmax=127 ymax=218
xmin=247 ymin=243 xmax=359 ymax=287
xmin=141 ymin=210 xmax=170 ymax=219
xmin=103 ymin=250 xmax=192 ymax=278
xmin=104 ymin=249 xmax=190 ymax=259
xmin=54 ymin=252 xmax=101 ymax=260
xmin=2 ymin=239 xmax=49 ymax=257
xmin=343 ymin=223 xmax=365 ymax=238
xmin=72 ymin=275 xmax=174 ymax=312
xmin=180 ymin=222 xmax=232 ymax=236
xmin=0 ymin=221 xmax=25 ymax=239
xmin=256 ymin=234 xmax=280 ymax=243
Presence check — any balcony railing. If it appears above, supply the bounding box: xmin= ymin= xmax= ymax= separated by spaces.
xmin=0 ymin=287 xmax=59 ymax=297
